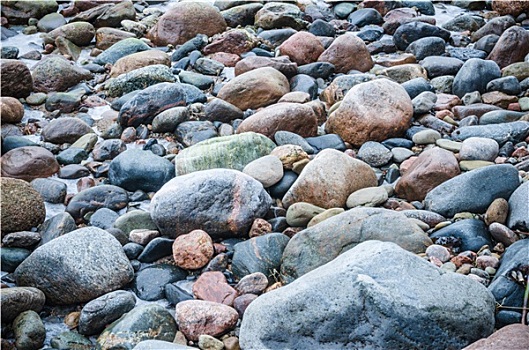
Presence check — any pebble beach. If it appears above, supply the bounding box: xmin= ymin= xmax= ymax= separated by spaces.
xmin=1 ymin=0 xmax=529 ymax=349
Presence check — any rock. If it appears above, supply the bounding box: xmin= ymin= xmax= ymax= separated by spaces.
xmin=278 ymin=31 xmax=323 ymax=66
xmin=95 ymin=27 xmax=136 ymax=50
xmin=37 ymin=12 xmax=66 ymax=32
xmin=421 ymin=56 xmax=464 ymax=79
xmin=317 ymin=32 xmax=373 ymax=73
xmin=97 ymin=304 xmax=177 ymax=349
xmin=1 ymin=0 xmax=58 ymax=25
xmin=503 ymin=62 xmax=529 ymax=81
xmin=242 ymin=155 xmax=284 ymax=188
xmin=50 ymin=331 xmax=92 ymax=349
xmin=14 ymin=227 xmax=133 ymax=304
xmin=280 ymin=208 xmax=432 ymax=282
xmin=44 ymin=21 xmax=94 ymax=46
xmin=1 ymin=136 xmax=38 ymax=154
xmin=31 ymin=178 xmax=67 ymax=204
xmin=2 ymin=231 xmax=41 ymax=249
xmin=13 ymin=310 xmax=45 ymax=350
xmin=393 ymin=21 xmax=450 ymax=51
xmin=66 ymin=185 xmax=128 ymax=222
xmin=221 ymin=3 xmax=263 ymax=28
xmin=193 ymin=271 xmax=237 ymax=305
xmin=32 ymin=55 xmax=91 ymax=93
xmin=1 ymin=247 xmax=31 ymax=272
xmin=488 ymin=26 xmax=529 ymax=69
xmin=203 ymin=98 xmax=242 ymax=124
xmin=236 ymin=102 xmax=317 ymax=139
xmin=346 ymin=186 xmax=388 ymax=208
xmin=452 ymin=58 xmax=501 ymax=98
xmin=118 ymin=82 xmax=187 ymax=127
xmin=94 ymin=38 xmax=150 ymax=65
xmin=489 ymin=222 xmax=518 ymax=247
xmin=0 ymin=60 xmax=33 ymax=98
xmin=92 ymin=139 xmax=126 ymax=161
xmin=151 ymin=169 xmax=272 ymax=238
xmin=89 ymin=208 xmax=119 ymax=229
xmin=406 ymin=36 xmax=446 ymax=61
xmin=325 ymin=79 xmax=413 ymax=147
xmin=269 ymin=171 xmax=298 ymax=199
xmin=412 ymin=129 xmax=441 ymax=145
xmin=0 ymin=97 xmax=24 ymax=124
xmin=147 ymin=2 xmax=226 ymax=46
xmin=175 ymin=300 xmax=238 ymax=342
xmin=198 ymin=335 xmax=224 ymax=350
xmin=254 ymin=2 xmax=306 ymax=30
xmin=137 ymin=238 xmax=173 ymax=263
xmin=487 ymin=76 xmax=522 ymax=96
xmin=507 ymin=181 xmax=528 ymax=231
xmin=133 ymin=264 xmax=187 ymax=301
xmin=108 ymin=149 xmax=174 ymax=192
xmin=452 ymin=121 xmax=529 ymax=145
xmin=348 ymin=8 xmax=383 ymax=27
xmin=491 ymin=0 xmax=529 ymax=17
xmin=106 ymin=65 xmax=177 ymax=97
xmin=286 ymin=202 xmax=325 ymax=227
xmin=59 ymin=164 xmax=90 ymax=179
xmin=173 ymin=230 xmax=214 ymax=270
xmin=472 ymin=15 xmax=515 ymax=43
xmin=113 ymin=210 xmax=158 ymax=236
xmin=430 ymin=219 xmax=492 ymax=252
xmin=174 ymin=132 xmax=275 ymax=175
xmin=235 ymin=272 xmax=268 ymax=295
xmin=38 ymin=212 xmax=76 ymax=246
xmin=242 ymin=240 xmax=494 ymax=349
xmin=282 ymin=149 xmax=377 ymax=209
xmin=459 ymin=137 xmax=499 ymax=162
xmin=202 ymin=29 xmax=257 ymax=56
xmin=217 ymin=67 xmax=289 ymax=111
xmin=133 ymin=340 xmax=194 ymax=349
xmin=234 ymin=55 xmax=297 ymax=78
xmin=0 ymin=287 xmax=45 ymax=324
xmin=357 ymin=141 xmax=392 ymax=167
xmin=1 ymin=178 xmax=45 ymax=234
xmin=73 ymin=1 xmax=136 ymax=28
xmin=479 ymin=110 xmax=527 ymax=125
xmin=463 ymin=324 xmax=529 ymax=350
xmin=41 ymin=117 xmax=93 ymax=144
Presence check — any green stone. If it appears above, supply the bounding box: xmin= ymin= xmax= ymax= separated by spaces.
xmin=26 ymin=93 xmax=47 ymax=105
xmin=113 ymin=210 xmax=158 ymax=236
xmin=175 ymin=132 xmax=276 ymax=175
xmin=105 ymin=65 xmax=176 ymax=97
xmin=70 ymin=133 xmax=98 ymax=152
xmin=459 ymin=160 xmax=494 ymax=171
xmin=502 ymin=62 xmax=529 ymax=81
xmin=51 ymin=331 xmax=92 ymax=350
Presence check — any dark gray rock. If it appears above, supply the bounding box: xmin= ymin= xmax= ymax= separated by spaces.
xmin=430 ymin=219 xmax=492 ymax=252
xmin=393 ymin=22 xmax=450 ymax=51
xmin=58 ymin=164 xmax=90 ymax=179
xmin=357 ymin=141 xmax=392 ymax=167
xmin=258 ymin=28 xmax=297 ymax=47
xmin=89 ymin=208 xmax=119 ymax=229
xmin=133 ymin=264 xmax=187 ymax=301
xmin=309 ymin=19 xmax=335 ymax=37
xmin=241 ymin=241 xmax=495 ymax=350
xmin=204 ymin=98 xmax=243 ymax=123
xmin=66 ymin=185 xmax=129 ymax=222
xmin=507 ymin=181 xmax=528 ymax=231
xmin=305 ymin=134 xmax=346 ymax=153
xmin=109 ymin=149 xmax=175 ymax=192
xmin=401 ymin=77 xmax=435 ymax=99
xmin=474 ymin=34 xmax=499 ymax=54
xmin=232 ymin=232 xmax=290 ymax=281
xmin=56 ymin=147 xmax=89 ymax=165
xmin=13 ymin=310 xmax=46 ymax=350
xmin=14 ymin=227 xmax=134 ymax=304
xmin=357 ymin=25 xmax=384 ymax=42
xmin=41 ymin=117 xmax=93 ymax=144
xmin=334 ymin=2 xmax=356 ymax=19
xmin=93 ymin=139 xmax=127 ymax=161
xmin=1 ymin=136 xmax=38 ymax=155
xmin=0 ymin=287 xmax=45 ymax=324
xmin=452 ymin=58 xmax=501 ymax=98
xmin=479 ymin=110 xmax=527 ymax=125
xmin=280 ymin=208 xmax=432 ymax=282
xmin=1 ymin=46 xmax=19 ymax=59
xmin=152 ymin=106 xmax=188 ymax=133
xmin=124 ymin=243 xmax=144 ymax=260
xmin=403 ymin=0 xmax=434 ymax=15
xmin=171 ymin=34 xmax=208 ymax=62
xmin=94 ymin=38 xmax=150 ymax=65
xmin=2 ymin=231 xmax=41 ymax=248
xmin=472 ymin=15 xmax=515 ymax=43
xmin=178 ymin=71 xmax=214 ymax=90
xmin=268 ymin=170 xmax=298 ymax=199
xmin=448 ymin=47 xmax=487 ymax=61
xmin=0 ymin=247 xmax=31 ymax=273
xmin=406 ymin=37 xmax=446 ymax=61
xmin=113 ymin=210 xmax=158 ymax=236
xmin=420 ymin=56 xmax=464 ymax=79
xmin=50 ymin=331 xmax=92 ymax=349
xmin=382 ymin=138 xmax=414 ymax=149
xmin=442 ymin=14 xmax=483 ymax=32
xmin=347 ymin=8 xmax=383 ymax=27
xmin=424 ymin=164 xmax=520 ymax=217
xmin=31 ymin=178 xmax=67 ymax=204
xmin=290 ymin=74 xmax=317 ymax=100
xmin=151 ymin=169 xmax=272 ymax=238
xmin=164 ymin=283 xmax=194 ymax=306
xmin=451 ymin=121 xmax=529 ymax=145
xmin=175 ymin=121 xmax=217 ymax=147
xmin=39 ymin=212 xmax=77 ymax=246
xmin=97 ymin=304 xmax=177 ymax=349
xmin=297 ymin=62 xmax=335 ymax=80
xmin=486 ymin=76 xmax=521 ymax=95
xmin=275 ymin=130 xmax=315 ymax=154
xmin=221 ymin=3 xmax=264 ymax=28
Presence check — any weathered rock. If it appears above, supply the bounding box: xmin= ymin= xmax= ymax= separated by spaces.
xmin=0 ymin=97 xmax=24 ymax=124
xmin=217 ymin=67 xmax=289 ymax=111
xmin=110 ymin=50 xmax=170 ymax=78
xmin=221 ymin=3 xmax=264 ymax=28
xmin=133 ymin=340 xmax=194 ymax=349
xmin=393 ymin=21 xmax=450 ymax=51
xmin=38 ymin=212 xmax=76 ymax=246
xmin=94 ymin=38 xmax=150 ymax=65
xmin=463 ymin=324 xmax=529 ymax=350
xmin=278 ymin=31 xmax=324 ymax=66
xmin=193 ymin=271 xmax=237 ymax=305
xmin=147 ymin=2 xmax=226 ymax=46
xmin=172 ymin=229 xmax=214 ymax=270
xmin=0 ymin=287 xmax=45 ymax=324
xmin=346 ymin=187 xmax=389 ymax=208
xmin=243 ymin=241 xmax=494 ymax=350
xmin=174 ymin=132 xmax=275 ymax=175
xmin=318 ymin=32 xmax=373 ymax=73
xmin=507 ymin=181 xmax=528 ymax=231
xmin=14 ymin=227 xmax=134 ymax=304
xmin=50 ymin=331 xmax=92 ymax=349
xmin=357 ymin=141 xmax=393 ymax=167
xmin=45 ymin=21 xmax=94 ymax=46
xmin=105 ymin=65 xmax=176 ymax=97
xmin=452 ymin=122 xmax=529 ymax=146
xmin=459 ymin=137 xmax=499 ymax=162
xmin=452 ymin=58 xmax=501 ymax=98
xmin=97 ymin=304 xmax=177 ymax=350
xmin=430 ymin=219 xmax=492 ymax=252
xmin=424 ymin=164 xmax=520 ymax=217
xmin=280 ymin=208 xmax=432 ymax=282
xmin=72 ymin=1 xmax=136 ymax=28
xmin=1 ymin=0 xmax=58 ymax=25
xmin=202 ymin=29 xmax=257 ymax=56
xmin=491 ymin=0 xmax=529 ymax=17
xmin=487 ymin=26 xmax=529 ymax=69
xmin=234 ymin=55 xmax=298 ymax=78
xmin=242 ymin=155 xmax=284 ymax=188
xmin=254 ymin=2 xmax=306 ymax=30
xmin=151 ymin=169 xmax=272 ymax=238
xmin=325 ymin=79 xmax=413 ymax=147
xmin=32 ymin=55 xmax=92 ymax=93
xmin=235 ymin=272 xmax=268 ymax=295
xmin=41 ymin=117 xmax=93 ymax=144
xmin=66 ymin=185 xmax=128 ymax=221
xmin=133 ymin=264 xmax=186 ymax=301
xmin=0 ymin=59 xmax=33 ymax=98
xmin=236 ymin=102 xmax=318 ymax=139
xmin=13 ymin=310 xmax=46 ymax=350
xmin=95 ymin=27 xmax=136 ymax=50
xmin=396 ymin=147 xmax=460 ymax=202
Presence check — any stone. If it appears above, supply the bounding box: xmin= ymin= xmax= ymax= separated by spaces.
xmin=487 ymin=26 xmax=529 ymax=68
xmin=325 ymin=79 xmax=413 ymax=147
xmin=66 ymin=185 xmax=128 ymax=221
xmin=236 ymin=102 xmax=318 ymax=139
xmin=507 ymin=181 xmax=528 ymax=231
xmin=173 ymin=230 xmax=214 ymax=270
xmin=243 ymin=155 xmax=283 ymax=188
xmin=234 ymin=55 xmax=297 ymax=78
xmin=113 ymin=210 xmax=158 ymax=236
xmin=217 ymin=67 xmax=289 ymax=111
xmin=41 ymin=117 xmax=93 ymax=144
xmin=278 ymin=31 xmax=323 ymax=66
xmin=45 ymin=21 xmax=94 ymax=46
xmin=95 ymin=27 xmax=136 ymax=50
xmin=254 ymin=2 xmax=306 ymax=30
xmin=151 ymin=169 xmax=272 ymax=239
xmin=393 ymin=21 xmax=450 ymax=51
xmin=133 ymin=264 xmax=187 ymax=301
xmin=97 ymin=304 xmax=177 ymax=350
xmin=0 ymin=60 xmax=33 ymax=98
xmin=32 ymin=55 xmax=92 ymax=93
xmin=459 ymin=137 xmax=499 ymax=162
xmin=50 ymin=331 xmax=92 ymax=349
xmin=0 ymin=97 xmax=24 ymax=124
xmin=452 ymin=121 xmax=529 ymax=145
xmin=357 ymin=141 xmax=392 ymax=167
xmin=412 ymin=129 xmax=441 ymax=145
xmin=94 ymin=38 xmax=150 ymax=65
xmin=421 ymin=56 xmax=464 ymax=79
xmin=395 ymin=147 xmax=460 ymax=201
xmin=412 ymin=91 xmax=437 ymax=116
xmin=0 ymin=287 xmax=45 ymax=324
xmin=463 ymin=324 xmax=529 ymax=350
xmin=14 ymin=227 xmax=133 ymax=304
xmin=137 ymin=238 xmax=174 ymax=263
xmin=346 ymin=187 xmax=389 ymax=208
xmin=221 ymin=3 xmax=263 ymax=28
xmin=424 ymin=164 xmax=520 ymax=217
xmin=380 ymin=63 xmax=428 ymax=84
xmin=174 ymin=132 xmax=275 ymax=175
xmin=13 ymin=310 xmax=45 ymax=350
xmin=242 ymin=241 xmax=494 ymax=349
xmin=407 ymin=37 xmax=446 ymax=61
xmin=479 ymin=110 xmax=527 ymax=125
xmin=286 ymin=202 xmax=325 ymax=227
xmin=1 ymin=0 xmax=58 ymax=24
xmin=235 ymin=272 xmax=268 ymax=295
xmin=31 ymin=178 xmax=67 ymax=204
xmin=489 ymin=222 xmax=518 ymax=247
xmin=152 ymin=107 xmax=188 ymax=133
xmin=2 ymin=231 xmax=41 ymax=249
xmin=147 ymin=2 xmax=226 ymax=46
xmin=175 ymin=300 xmax=238 ymax=342
xmin=1 ymin=247 xmax=31 ymax=273
xmin=430 ymin=219 xmax=492 ymax=252
xmin=307 ymin=208 xmax=345 ymax=227
xmin=282 ymin=149 xmax=377 ymax=209
xmin=318 ymin=32 xmax=373 ymax=73
xmin=133 ymin=340 xmax=194 ymax=349
xmin=92 ymin=139 xmax=127 ymax=161
xmin=193 ymin=271 xmax=237 ymax=305
xmin=492 ymin=0 xmax=529 ymax=17
xmin=106 ymin=65 xmax=176 ymax=97
xmin=1 ymin=178 xmax=45 ymax=234
xmin=452 ymin=58 xmax=501 ymax=98
xmin=487 ymin=76 xmax=522 ymax=96
xmin=73 ymin=1 xmax=136 ymax=28
xmin=90 ymin=208 xmax=119 ymax=229
xmin=202 ymin=29 xmax=257 ymax=56
xmin=203 ymin=98 xmax=242 ymax=124
xmin=38 ymin=212 xmax=76 ymax=246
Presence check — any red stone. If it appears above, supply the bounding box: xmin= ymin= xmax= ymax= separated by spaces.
xmin=192 ymin=271 xmax=238 ymax=306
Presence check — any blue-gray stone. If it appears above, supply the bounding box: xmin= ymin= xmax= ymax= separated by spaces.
xmin=430 ymin=219 xmax=492 ymax=252
xmin=94 ymin=38 xmax=150 ymax=65
xmin=507 ymin=181 xmax=528 ymax=231
xmin=452 ymin=58 xmax=501 ymax=98
xmin=133 ymin=264 xmax=187 ymax=301
xmin=451 ymin=121 xmax=529 ymax=145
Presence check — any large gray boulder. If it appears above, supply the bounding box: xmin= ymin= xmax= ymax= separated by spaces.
xmin=507 ymin=181 xmax=528 ymax=231
xmin=150 ymin=169 xmax=272 ymax=238
xmin=241 ymin=241 xmax=495 ymax=350
xmin=280 ymin=207 xmax=432 ymax=282
xmin=14 ymin=227 xmax=134 ymax=305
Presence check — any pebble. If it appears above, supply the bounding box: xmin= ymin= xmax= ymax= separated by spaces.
xmin=412 ymin=129 xmax=441 ymax=145
xmin=172 ymin=230 xmax=214 ymax=270
xmin=346 ymin=187 xmax=389 ymax=208
xmin=425 ymin=244 xmax=451 ymax=263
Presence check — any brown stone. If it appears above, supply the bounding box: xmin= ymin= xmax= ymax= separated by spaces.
xmin=217 ymin=67 xmax=289 ymax=111
xmin=1 ymin=146 xmax=59 ymax=182
xmin=380 ymin=63 xmax=428 ymax=83
xmin=278 ymin=31 xmax=324 ymax=66
xmin=32 ymin=55 xmax=92 ymax=93
xmin=203 ymin=29 xmax=257 ymax=56
xmin=1 ymin=178 xmax=46 ymax=234
xmin=248 ymin=218 xmax=272 ymax=238
xmin=383 ymin=7 xmax=418 ymax=35
xmin=236 ymin=102 xmax=317 ymax=139
xmin=375 ymin=53 xmax=416 ymax=67
xmin=233 ymin=293 xmax=258 ymax=318
xmin=481 ymin=91 xmax=518 ymax=109
xmin=0 ymin=59 xmax=33 ymax=98
xmin=270 ymin=145 xmax=310 ymax=170
xmin=484 ymin=198 xmax=509 ymax=225
xmin=110 ymin=50 xmax=170 ymax=77
xmin=235 ymin=272 xmax=268 ymax=295
xmin=489 ymin=222 xmax=518 ymax=247
xmin=223 ymin=336 xmax=241 ymax=350
xmin=361 ymin=0 xmax=394 ymax=16
xmin=452 ymin=103 xmax=501 ymax=120
xmin=434 ymin=93 xmax=462 ymax=111
xmin=173 ymin=229 xmax=214 ymax=270
xmin=41 ymin=117 xmax=94 ymax=144
xmin=278 ymin=91 xmax=311 ymax=104
xmin=488 ymin=26 xmax=529 ymax=69
xmin=463 ymin=324 xmax=529 ymax=350
xmin=234 ymin=55 xmax=297 ymax=78
xmin=318 ymin=32 xmax=373 ymax=73
xmin=0 ymin=97 xmax=24 ymax=124
xmin=491 ymin=0 xmax=529 ymax=17
xmin=282 ymin=148 xmax=377 ymax=209
xmin=396 ymin=147 xmax=461 ymax=202
xmin=175 ymin=300 xmax=239 ymax=341
xmin=325 ymin=79 xmax=413 ymax=147
xmin=193 ymin=271 xmax=238 ymax=306
xmin=207 ymin=52 xmax=240 ymax=67
xmin=95 ymin=27 xmax=136 ymax=50
xmin=147 ymin=2 xmax=226 ymax=46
